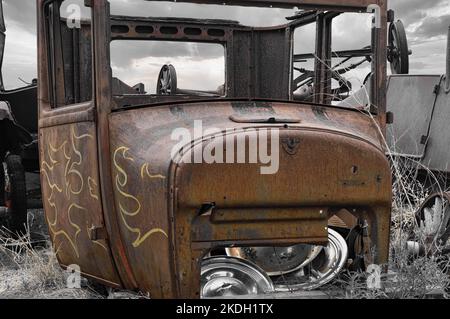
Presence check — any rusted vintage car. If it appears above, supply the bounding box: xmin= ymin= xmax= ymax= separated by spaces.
xmin=38 ymin=0 xmax=393 ymax=298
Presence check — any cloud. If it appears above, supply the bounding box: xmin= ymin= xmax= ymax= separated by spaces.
xmin=109 ymin=0 xmax=293 ymax=27
xmin=389 ymin=0 xmax=448 ymax=26
xmin=111 ymin=40 xmax=225 ymax=67
xmin=388 ymin=0 xmax=449 ymax=74
xmin=2 ymin=0 xmax=37 ymax=89
xmin=414 ymin=14 xmax=450 ymax=38
xmin=0 ymin=0 xmax=448 ymax=91
xmin=112 ymin=55 xmax=225 ymax=93
xmin=111 ymin=40 xmax=226 ymax=92
xmin=3 ymin=0 xmax=36 ymax=33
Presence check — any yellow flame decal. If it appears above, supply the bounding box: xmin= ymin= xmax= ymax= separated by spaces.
xmin=40 ymin=126 xmax=98 ymax=258
xmin=140 ymin=163 xmax=166 ymax=180
xmin=88 ymin=177 xmax=99 ymax=200
xmin=113 ymin=146 xmax=168 ymax=248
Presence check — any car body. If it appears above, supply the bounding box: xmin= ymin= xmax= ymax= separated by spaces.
xmin=37 ymin=0 xmax=391 ymax=298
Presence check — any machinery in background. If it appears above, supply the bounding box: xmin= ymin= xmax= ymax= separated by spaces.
xmin=387 ymin=26 xmax=450 ymax=260
xmin=0 ymin=0 xmax=40 ymax=234
xmin=387 ymin=27 xmax=450 ymax=185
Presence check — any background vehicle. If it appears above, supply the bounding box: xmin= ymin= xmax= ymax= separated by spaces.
xmin=38 ymin=0 xmax=393 ymax=298
xmin=386 ymin=27 xmax=450 ymax=259
xmin=0 ymin=0 xmax=40 ymax=234
xmin=387 ymin=27 xmax=450 ymax=189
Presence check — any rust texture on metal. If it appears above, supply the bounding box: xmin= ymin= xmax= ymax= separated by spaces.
xmin=107 ymin=101 xmax=391 ymax=297
xmin=37 ymin=0 xmax=391 ymax=298
xmin=39 ymin=122 xmax=121 ymax=287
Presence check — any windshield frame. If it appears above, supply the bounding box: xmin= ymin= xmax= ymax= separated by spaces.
xmin=106 ymin=3 xmax=386 ymax=116
xmin=37 ymin=0 xmax=387 ymax=127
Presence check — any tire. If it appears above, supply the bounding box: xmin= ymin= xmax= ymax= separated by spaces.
xmin=4 ymin=155 xmax=28 ymax=233
xmin=389 ymin=20 xmax=409 ymax=74
xmin=156 ymin=64 xmax=177 ymax=95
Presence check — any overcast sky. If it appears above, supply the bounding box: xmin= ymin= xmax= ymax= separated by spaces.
xmin=1 ymin=0 xmax=449 ymax=92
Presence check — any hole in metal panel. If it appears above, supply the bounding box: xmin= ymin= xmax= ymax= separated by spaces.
xmin=135 ymin=25 xmax=154 ymax=34
xmin=160 ymin=26 xmax=178 ymax=35
xmin=111 ymin=25 xmax=129 ymax=33
xmin=184 ymin=27 xmax=202 ymax=36
xmin=207 ymin=29 xmax=225 ymax=37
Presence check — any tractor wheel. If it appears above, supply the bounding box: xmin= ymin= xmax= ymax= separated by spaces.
xmin=4 ymin=155 xmax=28 ymax=234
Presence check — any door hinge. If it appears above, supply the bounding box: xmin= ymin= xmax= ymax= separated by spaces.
xmin=89 ymin=226 xmax=108 ymax=241
xmin=420 ymin=135 xmax=429 ymax=145
xmin=433 ymin=84 xmax=441 ymax=95
xmin=386 ymin=111 xmax=394 ymax=124
xmin=387 ymin=10 xmax=395 ymax=23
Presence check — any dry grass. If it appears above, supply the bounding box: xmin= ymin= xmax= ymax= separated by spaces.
xmin=326 ymin=157 xmax=450 ymax=299
xmin=0 ymin=215 xmax=145 ymax=299
xmin=387 ymin=156 xmax=450 ymax=298
xmin=0 ymin=227 xmax=103 ymax=299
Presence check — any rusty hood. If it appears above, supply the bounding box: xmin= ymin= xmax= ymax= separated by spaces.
xmin=107 ymin=100 xmax=391 ymax=296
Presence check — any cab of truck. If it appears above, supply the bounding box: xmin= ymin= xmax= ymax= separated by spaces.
xmin=38 ymin=0 xmax=392 ymax=298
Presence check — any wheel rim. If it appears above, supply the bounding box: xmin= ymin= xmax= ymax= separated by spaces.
xmin=157 ymin=64 xmax=177 ymax=95
xmin=200 ymin=256 xmax=274 ymax=298
xmin=226 ymin=244 xmax=323 ymax=276
xmin=388 ymin=20 xmax=409 ymax=74
xmin=222 ymin=229 xmax=348 ymax=292
xmin=271 ymin=229 xmax=348 ymax=291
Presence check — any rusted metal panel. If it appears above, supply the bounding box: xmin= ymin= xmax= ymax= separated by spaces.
xmin=91 ymin=0 xmax=139 ymax=289
xmin=228 ymin=28 xmax=292 ymax=99
xmin=108 ymin=130 xmax=174 ymax=297
xmin=108 ymin=100 xmax=392 ymax=297
xmin=37 ymin=0 xmax=138 ymax=289
xmin=386 ymin=75 xmax=442 ymax=157
xmin=39 ymin=122 xmax=121 ymax=287
xmin=110 ymin=15 xmax=236 ymax=42
xmin=37 ymin=0 xmax=392 ymax=298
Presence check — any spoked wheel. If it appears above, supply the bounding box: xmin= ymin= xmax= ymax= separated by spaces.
xmin=388 ymin=20 xmax=410 ymax=74
xmin=413 ymin=193 xmax=450 ymax=255
xmin=156 ymin=64 xmax=177 ymax=95
xmin=2 ymin=155 xmax=28 ymax=234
